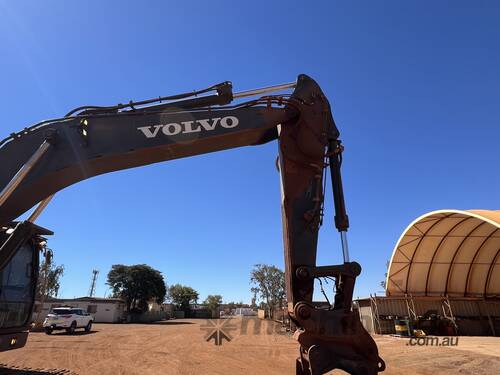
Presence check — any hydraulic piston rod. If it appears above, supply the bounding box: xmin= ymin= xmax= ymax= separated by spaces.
xmin=340 ymin=231 xmax=350 ymax=263
xmin=233 ymin=81 xmax=296 ymax=99
xmin=328 ymin=139 xmax=351 ymax=263
xmin=27 ymin=194 xmax=55 ymax=223
xmin=0 ymin=140 xmax=52 ymax=209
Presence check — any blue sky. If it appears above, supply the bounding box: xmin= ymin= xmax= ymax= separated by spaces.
xmin=0 ymin=1 xmax=498 ymax=302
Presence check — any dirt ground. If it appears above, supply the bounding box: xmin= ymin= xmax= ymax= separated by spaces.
xmin=0 ymin=318 xmax=498 ymax=375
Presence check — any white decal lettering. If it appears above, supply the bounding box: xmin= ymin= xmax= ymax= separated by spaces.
xmin=137 ymin=125 xmax=163 ymax=138
xmin=162 ymin=123 xmax=182 ymax=136
xmin=220 ymin=116 xmax=239 ymax=129
xmin=137 ymin=116 xmax=240 ymax=138
xmin=182 ymin=121 xmax=201 ymax=133
xmin=197 ymin=117 xmax=221 ymax=131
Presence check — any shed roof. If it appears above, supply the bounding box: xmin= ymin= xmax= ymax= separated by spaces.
xmin=45 ymin=297 xmax=125 ymax=304
xmin=386 ymin=209 xmax=500 ymax=298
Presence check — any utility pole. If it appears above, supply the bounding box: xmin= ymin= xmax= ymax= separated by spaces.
xmin=88 ymin=269 xmax=99 ymax=298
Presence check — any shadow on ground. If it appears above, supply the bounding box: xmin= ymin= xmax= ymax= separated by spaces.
xmin=146 ymin=321 xmax=194 ymax=326
xmin=0 ymin=364 xmax=77 ymax=375
xmin=48 ymin=330 xmax=99 ymax=336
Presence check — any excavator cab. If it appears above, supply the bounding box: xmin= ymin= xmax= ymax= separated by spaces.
xmin=0 ymin=221 xmax=51 ymax=351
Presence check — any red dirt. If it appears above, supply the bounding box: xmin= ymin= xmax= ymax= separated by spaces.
xmin=0 ymin=318 xmax=498 ymax=374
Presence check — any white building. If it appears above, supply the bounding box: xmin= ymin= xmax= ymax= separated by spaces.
xmin=33 ymin=297 xmax=126 ymax=323
xmin=233 ymin=307 xmax=256 ymax=316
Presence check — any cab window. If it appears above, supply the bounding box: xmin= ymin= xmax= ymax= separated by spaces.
xmin=0 ymin=242 xmax=36 ymax=328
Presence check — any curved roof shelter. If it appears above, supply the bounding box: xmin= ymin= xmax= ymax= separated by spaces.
xmin=386 ymin=209 xmax=500 ymax=298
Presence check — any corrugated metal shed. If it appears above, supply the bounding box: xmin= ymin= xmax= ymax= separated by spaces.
xmin=360 ymin=296 xmax=500 ymax=318
xmin=386 ymin=209 xmax=500 ymax=298
xmin=355 ymin=296 xmax=500 ymax=336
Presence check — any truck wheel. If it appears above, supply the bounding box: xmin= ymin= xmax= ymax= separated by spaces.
xmin=85 ymin=321 xmax=92 ymax=332
xmin=44 ymin=327 xmax=53 ymax=335
xmin=66 ymin=321 xmax=76 ymax=334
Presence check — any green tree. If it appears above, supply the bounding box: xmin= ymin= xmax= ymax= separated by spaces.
xmin=107 ymin=264 xmax=166 ymax=313
xmin=204 ymin=294 xmax=223 ymax=313
xmin=34 ymin=248 xmax=65 ymax=327
xmin=168 ymin=284 xmax=199 ymax=312
xmin=36 ymin=250 xmax=64 ymax=299
xmin=250 ymin=264 xmax=285 ymax=319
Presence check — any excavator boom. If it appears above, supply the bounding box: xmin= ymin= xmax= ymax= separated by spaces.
xmin=0 ymin=74 xmax=384 ymax=374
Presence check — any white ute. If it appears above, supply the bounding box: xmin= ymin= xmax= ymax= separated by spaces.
xmin=43 ymin=307 xmax=93 ymax=334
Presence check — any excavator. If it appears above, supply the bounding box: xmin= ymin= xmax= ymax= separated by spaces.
xmin=0 ymin=74 xmax=385 ymax=374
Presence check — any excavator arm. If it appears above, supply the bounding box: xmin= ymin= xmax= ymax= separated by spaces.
xmin=0 ymin=74 xmax=384 ymax=374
